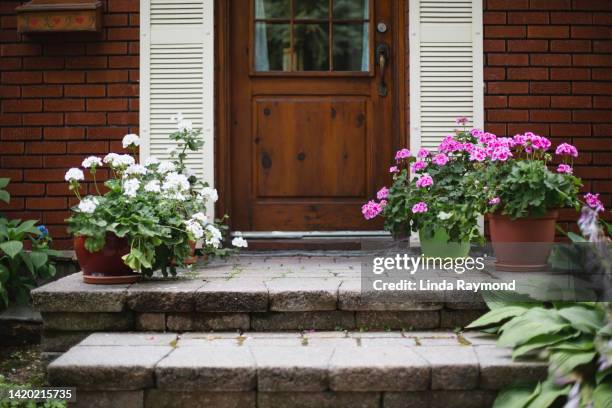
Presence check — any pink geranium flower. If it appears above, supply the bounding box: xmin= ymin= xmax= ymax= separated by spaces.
xmin=438 ymin=135 xmax=463 ymax=153
xmin=513 ymin=133 xmax=527 ymax=146
xmin=361 ymin=200 xmax=384 ymax=220
xmin=556 ymin=164 xmax=573 ymax=174
xmin=488 ymin=197 xmax=500 ymax=205
xmin=395 ymin=148 xmax=411 ymax=161
xmin=491 ymin=146 xmax=512 ymax=162
xmin=417 ymin=148 xmax=430 ymax=158
xmin=469 ymin=147 xmax=487 ymax=162
xmin=415 ymin=174 xmax=433 ymax=188
xmin=432 ymin=153 xmax=449 ymax=166
xmin=412 ymin=160 xmax=427 ymax=172
xmin=411 ymin=201 xmax=428 ymax=213
xmin=555 ymin=143 xmax=578 ymax=158
xmin=470 ymin=128 xmax=484 ymax=138
xmin=377 ymin=186 xmax=389 ymax=200
xmin=456 ymin=116 xmax=469 ymax=125
xmin=584 ymin=193 xmax=605 ymax=212
xmin=389 ymin=166 xmax=399 ymax=173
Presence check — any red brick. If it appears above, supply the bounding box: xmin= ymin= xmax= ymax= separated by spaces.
xmin=108 ymin=56 xmax=138 ymax=69
xmin=2 ymin=71 xmax=42 ymax=84
xmin=594 ymin=97 xmax=612 ymax=109
xmin=129 ymin=70 xmax=139 ymax=82
xmin=1 ymin=142 xmax=25 ymax=154
xmin=573 ymin=0 xmax=612 ymax=11
xmin=507 ymin=12 xmax=549 ymax=24
xmin=1 ymin=43 xmax=40 ymax=56
xmin=530 ymin=110 xmax=572 ymax=122
xmin=129 ymin=14 xmax=140 ymax=26
xmin=26 ymin=197 xmax=66 ymax=210
xmin=107 ymin=0 xmax=139 ymax=12
xmin=530 ymin=82 xmax=571 ymax=94
xmin=23 ymin=57 xmax=65 ymax=70
xmin=487 ymin=82 xmax=529 ymax=94
xmin=575 ymin=140 xmax=612 ymax=153
xmin=550 ymin=124 xmax=592 ymax=137
xmin=551 ymin=96 xmax=592 ymax=108
xmin=594 ymin=41 xmax=612 ymax=53
xmin=550 ymin=12 xmax=593 ymax=24
xmin=507 ymin=39 xmax=548 ymax=52
xmin=0 ymin=197 xmax=24 ymax=211
xmin=44 ymin=127 xmax=86 ymax=140
xmin=485 ymin=95 xmax=507 ymax=108
xmin=485 ymin=26 xmax=526 ymax=39
xmin=44 ymin=99 xmax=85 ymax=112
xmin=484 ymin=67 xmax=505 ymax=80
xmin=1 ymin=156 xmax=43 ymax=169
xmin=487 ymin=0 xmax=529 ymax=9
xmin=484 ymin=40 xmax=506 ymax=52
xmin=2 ymin=99 xmax=42 ymax=113
xmin=593 ymin=13 xmax=612 ymax=25
xmin=0 ymin=86 xmax=20 ymax=99
xmin=44 ymin=156 xmax=86 ymax=169
xmin=86 ymin=42 xmax=128 ymax=55
xmin=43 ymin=43 xmax=85 ymax=56
xmin=65 ymin=113 xmax=107 ymax=125
xmin=529 ymin=0 xmax=571 ymax=9
xmin=66 ymin=141 xmax=108 ymax=154
xmin=592 ymin=68 xmax=612 ymax=80
xmin=66 ymin=56 xmax=108 ymax=69
xmin=64 ymin=84 xmax=106 ymax=97
xmin=129 ymin=99 xmax=139 ymax=111
xmin=108 ymin=112 xmax=138 ymax=125
xmin=22 ymin=113 xmax=63 ymax=126
xmin=484 ymin=12 xmax=507 ymax=25
xmin=0 ymin=57 xmax=21 ymax=70
xmin=549 ymin=40 xmax=591 ymax=52
xmin=128 ymin=42 xmax=139 ymax=55
xmin=6 ymin=183 xmax=45 ymax=197
xmin=86 ymin=70 xmax=128 ymax=83
xmin=551 ymin=68 xmax=590 ymax=80
xmin=108 ymin=84 xmax=138 ymax=97
xmin=21 ymin=85 xmax=63 ymax=98
xmin=507 ymin=67 xmax=548 ymax=80
xmin=594 ymin=125 xmax=612 ymax=137
xmin=573 ymin=82 xmax=612 ymax=95
xmin=509 ymin=96 xmax=550 ymax=108
xmin=573 ymin=110 xmax=612 ymax=123
xmin=530 ymin=54 xmax=571 ymax=66
xmin=26 ymin=141 xmax=66 ymax=154
xmin=1 ymin=15 xmax=17 ymax=30
xmin=488 ymin=109 xmax=529 ymax=122
xmin=42 ymin=210 xmax=71 ymax=224
xmin=24 ymin=169 xmax=65 ymax=182
xmin=86 ymin=98 xmax=129 ymax=112
xmin=1 ymin=127 xmax=40 ymax=141
xmin=572 ymin=26 xmax=611 ymax=39
xmin=107 ymin=28 xmax=139 ymax=41
xmin=44 ymin=71 xmax=85 ymax=84
xmin=103 ymin=14 xmax=129 ymax=27
xmin=573 ymin=55 xmax=612 ymax=67
xmin=87 ymin=127 xmax=129 ymax=140
xmin=488 ymin=53 xmax=528 ymax=66
xmin=528 ymin=26 xmax=569 ymax=38
xmin=593 ymin=153 xmax=612 ymax=164
xmin=0 ymin=114 xmax=21 ymax=126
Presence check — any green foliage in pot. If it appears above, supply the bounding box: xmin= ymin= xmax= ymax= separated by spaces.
xmin=0 ymin=178 xmax=60 ymax=309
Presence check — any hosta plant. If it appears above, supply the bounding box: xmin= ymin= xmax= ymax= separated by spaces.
xmin=66 ymin=115 xmax=247 ymax=278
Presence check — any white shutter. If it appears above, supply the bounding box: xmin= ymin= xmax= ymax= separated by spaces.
xmin=140 ymin=0 xmax=215 ymax=211
xmin=409 ymin=0 xmax=483 ymax=151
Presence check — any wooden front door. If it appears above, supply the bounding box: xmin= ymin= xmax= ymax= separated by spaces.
xmin=229 ymin=0 xmax=402 ymax=231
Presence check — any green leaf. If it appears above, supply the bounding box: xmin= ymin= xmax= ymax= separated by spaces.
xmin=0 ymin=240 xmax=23 ymax=259
xmin=525 ymin=380 xmax=571 ymax=408
xmin=566 ymin=232 xmax=587 ymax=243
xmin=597 ymin=368 xmax=612 ymax=385
xmin=549 ymin=350 xmax=596 ymax=376
xmin=498 ymin=308 xmax=571 ymax=348
xmin=29 ymin=251 xmax=48 ymax=269
xmin=558 ymin=306 xmax=604 ymax=334
xmin=467 ymin=305 xmax=530 ymax=330
xmin=512 ymin=332 xmax=579 ymax=359
xmin=15 ymin=219 xmax=39 ymax=236
xmin=592 ymin=382 xmax=612 ymax=408
xmin=0 ymin=178 xmax=9 ymax=189
xmin=0 ymin=190 xmax=9 ymax=204
xmin=493 ymin=383 xmax=540 ymax=408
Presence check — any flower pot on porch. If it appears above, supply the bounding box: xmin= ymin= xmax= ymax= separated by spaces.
xmin=183 ymin=240 xmax=198 ymax=265
xmin=74 ymin=234 xmax=138 ymax=284
xmin=488 ymin=210 xmax=558 ymax=272
xmin=419 ymin=228 xmax=470 ymax=258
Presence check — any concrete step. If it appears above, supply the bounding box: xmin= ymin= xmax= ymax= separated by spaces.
xmin=32 ymin=255 xmax=488 ymax=356
xmin=48 ymin=331 xmax=546 ymax=408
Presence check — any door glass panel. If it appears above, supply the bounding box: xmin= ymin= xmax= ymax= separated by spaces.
xmin=333 ymin=23 xmax=368 ymax=71
xmin=294 ymin=23 xmax=329 ymax=70
xmin=333 ymin=0 xmax=369 ymax=19
xmin=255 ymin=0 xmax=290 ymax=19
xmin=294 ymin=0 xmax=328 ymax=19
xmin=255 ymin=23 xmax=291 ymax=71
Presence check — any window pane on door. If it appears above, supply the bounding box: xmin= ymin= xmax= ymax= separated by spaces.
xmin=255 ymin=0 xmax=290 ymax=19
xmin=333 ymin=0 xmax=369 ymax=19
xmin=333 ymin=23 xmax=368 ymax=71
xmin=255 ymin=23 xmax=291 ymax=71
xmin=294 ymin=23 xmax=329 ymax=71
xmin=294 ymin=0 xmax=329 ymax=19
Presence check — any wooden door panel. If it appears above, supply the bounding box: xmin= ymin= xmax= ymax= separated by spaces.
xmin=255 ymin=97 xmax=368 ymax=198
xmin=251 ymin=202 xmax=373 ymax=230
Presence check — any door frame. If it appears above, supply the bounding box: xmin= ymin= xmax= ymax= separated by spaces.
xmin=214 ymin=0 xmax=407 ymax=232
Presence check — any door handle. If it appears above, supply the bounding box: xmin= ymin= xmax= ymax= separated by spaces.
xmin=376 ymin=43 xmax=390 ymax=97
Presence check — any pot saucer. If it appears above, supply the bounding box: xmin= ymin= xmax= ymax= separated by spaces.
xmin=83 ymin=274 xmax=139 ymax=284
xmin=494 ymin=262 xmax=548 ymax=272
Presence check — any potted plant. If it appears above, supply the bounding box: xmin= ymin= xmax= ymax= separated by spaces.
xmin=66 ymin=114 xmax=248 ymax=284
xmin=466 ymin=131 xmax=583 ymax=271
xmin=363 ymin=118 xmax=483 ymax=258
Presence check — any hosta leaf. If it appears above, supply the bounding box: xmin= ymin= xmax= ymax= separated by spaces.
xmin=15 ymin=219 xmax=39 ymax=236
xmin=493 ymin=383 xmax=540 ymax=408
xmin=592 ymin=382 xmax=612 ymax=408
xmin=0 ymin=178 xmax=10 ymax=189
xmin=549 ymin=350 xmax=596 ymax=376
xmin=558 ymin=306 xmax=604 ymax=334
xmin=467 ymin=305 xmax=530 ymax=330
xmin=498 ymin=308 xmax=571 ymax=348
xmin=0 ymin=240 xmax=23 ymax=259
xmin=482 ymin=291 xmax=538 ymax=310
xmin=0 ymin=190 xmax=9 ymax=204
xmin=29 ymin=251 xmax=48 ymax=269
xmin=525 ymin=380 xmax=571 ymax=408
xmin=512 ymin=332 xmax=579 ymax=359
xmin=597 ymin=368 xmax=612 ymax=385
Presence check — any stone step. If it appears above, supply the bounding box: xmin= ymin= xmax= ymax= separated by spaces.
xmin=33 ymin=255 xmax=488 ymax=355
xmin=48 ymin=331 xmax=546 ymax=408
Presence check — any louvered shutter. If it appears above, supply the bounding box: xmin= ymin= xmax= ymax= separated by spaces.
xmin=140 ymin=0 xmax=214 ymax=192
xmin=409 ymin=0 xmax=483 ymax=151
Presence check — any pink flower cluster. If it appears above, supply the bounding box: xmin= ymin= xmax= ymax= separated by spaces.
xmin=557 ymin=164 xmax=573 ymax=174
xmin=412 ymin=160 xmax=427 ymax=172
xmin=395 ymin=148 xmax=411 ymax=162
xmin=411 ymin=202 xmax=428 ymax=214
xmin=584 ymin=193 xmax=605 ymax=212
xmin=555 ymin=143 xmax=578 ymax=157
xmin=415 ymin=174 xmax=433 ymax=188
xmin=377 ymin=186 xmax=389 ymax=200
xmin=361 ymin=199 xmax=386 ymax=220
xmin=432 ymin=153 xmax=449 ymax=166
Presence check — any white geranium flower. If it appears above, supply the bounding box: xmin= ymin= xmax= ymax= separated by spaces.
xmin=438 ymin=211 xmax=453 ymax=220
xmin=157 ymin=161 xmax=176 ymax=174
xmin=78 ymin=196 xmax=98 ymax=213
xmin=191 ymin=212 xmax=208 ymax=224
xmin=103 ymin=153 xmax=135 ymax=168
xmin=162 ymin=172 xmax=190 ymax=192
xmin=144 ymin=157 xmax=160 ymax=167
xmin=170 ymin=113 xmax=184 ymax=123
xmin=103 ymin=153 xmax=120 ymax=164
xmin=122 ymin=133 xmax=140 ymax=148
xmin=205 ymin=224 xmax=222 ymax=248
xmin=124 ymin=164 xmax=147 ymax=177
xmin=81 ymin=156 xmax=102 ymax=169
xmin=177 ymin=119 xmax=193 ymax=132
xmin=199 ymin=187 xmax=218 ymax=203
xmin=123 ymin=178 xmax=140 ymax=197
xmin=65 ymin=168 xmax=84 ymax=182
xmin=184 ymin=219 xmax=204 ymax=239
xmin=144 ymin=180 xmax=161 ymax=193
xmin=232 ymin=237 xmax=248 ymax=248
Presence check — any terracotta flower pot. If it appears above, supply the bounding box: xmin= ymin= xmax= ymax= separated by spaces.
xmin=183 ymin=241 xmax=198 ymax=265
xmin=419 ymin=228 xmax=470 ymax=259
xmin=488 ymin=210 xmax=559 ymax=272
xmin=74 ymin=234 xmax=139 ymax=284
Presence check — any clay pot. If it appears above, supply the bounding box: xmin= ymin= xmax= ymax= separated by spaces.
xmin=183 ymin=241 xmax=198 ymax=265
xmin=419 ymin=228 xmax=470 ymax=259
xmin=74 ymin=234 xmax=138 ymax=284
xmin=488 ymin=210 xmax=558 ymax=272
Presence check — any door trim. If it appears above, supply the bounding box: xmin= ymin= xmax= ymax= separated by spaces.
xmin=215 ymin=0 xmax=407 ymax=233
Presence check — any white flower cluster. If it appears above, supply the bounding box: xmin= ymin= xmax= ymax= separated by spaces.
xmin=170 ymin=113 xmax=193 ymax=133
xmin=103 ymin=153 xmax=135 ymax=168
xmin=144 ymin=179 xmax=161 ymax=193
xmin=162 ymin=172 xmax=190 ymax=201
xmin=144 ymin=157 xmax=160 ymax=167
xmin=184 ymin=219 xmax=204 ymax=239
xmin=205 ymin=224 xmax=222 ymax=248
xmin=123 ymin=179 xmax=140 ymax=197
xmin=78 ymin=196 xmax=99 ymax=213
xmin=124 ymin=164 xmax=147 ymax=177
xmin=122 ymin=134 xmax=140 ymax=148
xmin=198 ymin=187 xmax=218 ymax=203
xmin=232 ymin=236 xmax=248 ymax=248
xmin=158 ymin=161 xmax=176 ymax=174
xmin=82 ymin=156 xmax=102 ymax=169
xmin=183 ymin=211 xmax=226 ymax=249
xmin=65 ymin=168 xmax=84 ymax=182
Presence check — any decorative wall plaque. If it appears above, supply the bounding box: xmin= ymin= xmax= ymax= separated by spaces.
xmin=16 ymin=0 xmax=102 ymax=33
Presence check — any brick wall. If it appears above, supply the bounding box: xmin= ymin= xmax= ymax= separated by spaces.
xmin=483 ymin=0 xmax=612 ymax=230
xmin=0 ymin=0 xmax=139 ymax=248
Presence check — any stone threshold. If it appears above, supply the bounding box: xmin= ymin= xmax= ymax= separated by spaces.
xmin=48 ymin=331 xmax=547 ymax=408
